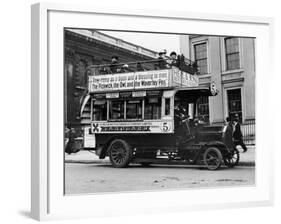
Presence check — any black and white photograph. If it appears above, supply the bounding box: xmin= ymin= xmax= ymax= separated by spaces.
xmin=1 ymin=0 xmax=279 ymax=222
xmin=63 ymin=28 xmax=256 ymax=195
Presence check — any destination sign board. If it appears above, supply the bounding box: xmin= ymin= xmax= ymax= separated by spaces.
xmin=88 ymin=68 xmax=199 ymax=93
xmin=172 ymin=69 xmax=199 ymax=87
xmin=89 ymin=70 xmax=169 ymax=92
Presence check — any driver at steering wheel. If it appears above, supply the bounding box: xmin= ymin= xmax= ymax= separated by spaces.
xmin=174 ymin=100 xmax=188 ymax=127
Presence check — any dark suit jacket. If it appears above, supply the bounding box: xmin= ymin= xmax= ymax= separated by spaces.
xmin=157 ymin=57 xmax=167 ymax=69
xmin=233 ymin=123 xmax=243 ymax=140
xmin=109 ymin=62 xmax=118 ymax=73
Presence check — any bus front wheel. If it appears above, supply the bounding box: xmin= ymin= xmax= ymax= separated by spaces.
xmin=203 ymin=147 xmax=223 ymax=170
xmin=108 ymin=139 xmax=132 ymax=168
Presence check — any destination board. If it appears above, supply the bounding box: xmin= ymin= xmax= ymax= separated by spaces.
xmin=88 ymin=68 xmax=199 ymax=93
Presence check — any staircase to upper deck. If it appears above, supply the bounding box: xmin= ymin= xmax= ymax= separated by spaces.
xmin=80 ymin=95 xmax=91 ymax=125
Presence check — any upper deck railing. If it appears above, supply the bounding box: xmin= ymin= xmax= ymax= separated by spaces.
xmin=86 ymin=58 xmax=200 ymax=93
xmin=86 ymin=57 xmax=198 ymax=76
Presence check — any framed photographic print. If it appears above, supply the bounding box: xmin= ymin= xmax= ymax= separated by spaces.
xmin=31 ymin=2 xmax=274 ymax=221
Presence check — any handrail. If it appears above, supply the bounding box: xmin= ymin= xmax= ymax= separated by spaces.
xmin=86 ymin=58 xmax=166 ymax=69
xmin=86 ymin=57 xmax=197 ymax=70
xmin=85 ymin=57 xmax=198 ymax=75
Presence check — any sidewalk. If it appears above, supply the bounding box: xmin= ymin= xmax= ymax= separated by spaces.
xmin=237 ymin=145 xmax=255 ymax=166
xmin=65 ymin=150 xmax=110 ymax=164
xmin=65 ymin=145 xmax=255 ymax=166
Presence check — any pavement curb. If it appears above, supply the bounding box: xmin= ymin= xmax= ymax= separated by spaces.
xmin=65 ymin=160 xmax=110 ymax=164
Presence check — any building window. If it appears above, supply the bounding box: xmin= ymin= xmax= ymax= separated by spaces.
xmin=197 ymin=96 xmax=209 ymax=123
xmin=227 ymin=89 xmax=242 ymax=122
xmin=225 ymin=37 xmax=240 ymax=70
xmin=194 ymin=43 xmax=208 ymax=74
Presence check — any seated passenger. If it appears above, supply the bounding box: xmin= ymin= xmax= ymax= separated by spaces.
xmin=136 ymin=62 xmax=145 ymax=71
xmin=169 ymin=51 xmax=179 ymax=67
xmin=99 ymin=66 xmax=109 ymax=75
xmin=120 ymin=64 xmax=130 ymax=73
xmin=155 ymin=50 xmax=169 ymax=69
xmin=109 ymin=55 xmax=119 ymax=74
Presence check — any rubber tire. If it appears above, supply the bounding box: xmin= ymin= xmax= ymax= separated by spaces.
xmin=108 ymin=139 xmax=132 ymax=168
xmin=203 ymin=147 xmax=223 ymax=170
xmin=224 ymin=148 xmax=240 ymax=168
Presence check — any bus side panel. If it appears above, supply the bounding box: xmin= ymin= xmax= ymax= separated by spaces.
xmin=95 ymin=133 xmax=177 ymax=151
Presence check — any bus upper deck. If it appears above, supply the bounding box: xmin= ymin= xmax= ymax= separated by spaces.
xmin=86 ymin=59 xmax=200 ymax=94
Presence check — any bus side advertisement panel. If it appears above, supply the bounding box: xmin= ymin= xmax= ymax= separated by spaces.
xmin=90 ymin=120 xmax=173 ymax=134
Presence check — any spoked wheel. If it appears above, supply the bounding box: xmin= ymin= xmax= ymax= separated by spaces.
xmin=224 ymin=148 xmax=240 ymax=168
xmin=203 ymin=147 xmax=223 ymax=170
xmin=109 ymin=139 xmax=132 ymax=168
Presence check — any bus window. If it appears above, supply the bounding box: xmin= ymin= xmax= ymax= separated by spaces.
xmin=144 ymin=97 xmax=161 ymax=120
xmin=109 ymin=100 xmax=124 ymax=120
xmin=92 ymin=100 xmax=107 ymax=121
xmin=165 ymin=98 xmax=171 ymax=116
xmin=126 ymin=100 xmax=142 ymax=119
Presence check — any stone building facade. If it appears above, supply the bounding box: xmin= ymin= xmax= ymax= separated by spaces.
xmin=180 ymin=35 xmax=256 ymax=125
xmin=64 ymin=29 xmax=157 ymax=127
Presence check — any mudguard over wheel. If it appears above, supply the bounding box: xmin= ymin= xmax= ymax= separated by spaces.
xmin=108 ymin=139 xmax=132 ymax=168
xmin=203 ymin=147 xmax=223 ymax=170
xmin=224 ymin=148 xmax=240 ymax=168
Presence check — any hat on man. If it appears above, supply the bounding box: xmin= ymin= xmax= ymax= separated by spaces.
xmin=159 ymin=49 xmax=167 ymax=55
xmin=170 ymin=51 xmax=177 ymax=56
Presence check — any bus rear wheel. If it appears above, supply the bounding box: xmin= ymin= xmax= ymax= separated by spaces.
xmin=108 ymin=139 xmax=132 ymax=168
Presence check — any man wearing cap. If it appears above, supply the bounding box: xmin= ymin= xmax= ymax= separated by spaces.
xmin=109 ymin=55 xmax=119 ymax=73
xmin=169 ymin=51 xmax=179 ymax=67
xmin=233 ymin=115 xmax=247 ymax=153
xmin=156 ymin=50 xmax=168 ymax=69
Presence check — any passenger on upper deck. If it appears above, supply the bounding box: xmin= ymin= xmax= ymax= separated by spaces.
xmin=109 ymin=55 xmax=119 ymax=74
xmin=136 ymin=62 xmax=145 ymax=71
xmin=169 ymin=51 xmax=180 ymax=67
xmin=155 ymin=50 xmax=169 ymax=70
xmin=120 ymin=64 xmax=130 ymax=73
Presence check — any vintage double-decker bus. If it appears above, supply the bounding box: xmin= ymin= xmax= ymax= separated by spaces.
xmin=80 ymin=60 xmax=239 ymax=170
